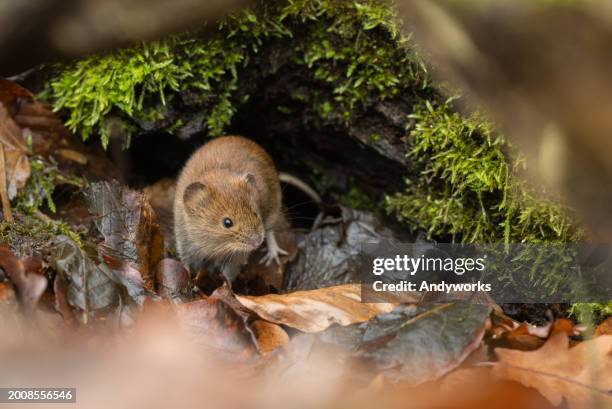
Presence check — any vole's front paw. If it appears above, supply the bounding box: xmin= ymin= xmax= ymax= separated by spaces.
xmin=260 ymin=231 xmax=288 ymax=266
xmin=260 ymin=244 xmax=288 ymax=266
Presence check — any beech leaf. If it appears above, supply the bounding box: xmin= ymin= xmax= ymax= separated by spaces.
xmin=235 ymin=283 xmax=397 ymax=332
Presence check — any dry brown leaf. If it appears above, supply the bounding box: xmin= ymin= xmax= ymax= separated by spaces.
xmin=0 ymin=243 xmax=46 ymax=312
xmin=595 ymin=318 xmax=612 ymax=337
xmin=155 ymin=258 xmax=191 ymax=301
xmin=493 ymin=333 xmax=612 ymax=409
xmin=439 ymin=367 xmax=556 ymax=409
xmin=0 ymin=104 xmax=29 ymax=201
xmin=0 ymin=78 xmax=73 ymax=159
xmin=549 ymin=318 xmax=579 ymax=337
xmin=489 ymin=315 xmax=584 ymax=351
xmin=0 ymin=282 xmax=16 ymax=305
xmin=0 ymin=79 xmax=118 ymax=182
xmin=174 ymin=297 xmax=259 ymax=360
xmin=251 ymin=320 xmax=289 ymax=355
xmin=235 ymin=284 xmax=396 ymax=332
xmin=54 ymin=148 xmax=88 ymax=165
xmin=492 ymin=323 xmax=546 ymax=351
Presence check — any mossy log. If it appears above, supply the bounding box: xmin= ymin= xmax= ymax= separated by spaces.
xmin=45 ymin=0 xmax=579 ymax=245
xmin=4 ymin=0 xmax=608 ymax=318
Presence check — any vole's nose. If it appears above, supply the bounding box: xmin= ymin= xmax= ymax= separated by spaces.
xmin=246 ymin=233 xmax=264 ymax=248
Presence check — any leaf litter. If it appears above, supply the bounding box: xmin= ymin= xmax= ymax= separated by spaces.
xmin=0 ymin=79 xmax=609 ymax=408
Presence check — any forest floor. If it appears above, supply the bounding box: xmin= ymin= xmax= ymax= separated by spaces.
xmin=0 ymin=78 xmax=611 ymax=409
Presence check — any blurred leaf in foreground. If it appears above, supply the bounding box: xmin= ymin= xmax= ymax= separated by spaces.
xmin=494 ymin=333 xmax=612 ymax=409
xmin=174 ymin=297 xmax=260 ymax=360
xmin=0 ymin=243 xmax=46 ymax=312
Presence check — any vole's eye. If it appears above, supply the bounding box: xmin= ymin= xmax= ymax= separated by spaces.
xmin=223 ymin=218 xmax=233 ymax=228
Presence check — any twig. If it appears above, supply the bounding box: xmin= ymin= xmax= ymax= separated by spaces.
xmin=6 ymin=67 xmax=38 ymax=83
xmin=0 ymin=144 xmax=13 ymax=222
xmin=35 ymin=209 xmax=53 ymax=224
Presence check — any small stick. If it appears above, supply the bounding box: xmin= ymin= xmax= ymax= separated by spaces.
xmin=35 ymin=210 xmax=53 ymax=224
xmin=6 ymin=67 xmax=37 ymax=83
xmin=0 ymin=144 xmax=13 ymax=222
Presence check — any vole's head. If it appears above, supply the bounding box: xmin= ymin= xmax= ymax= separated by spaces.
xmin=181 ymin=171 xmax=265 ymax=259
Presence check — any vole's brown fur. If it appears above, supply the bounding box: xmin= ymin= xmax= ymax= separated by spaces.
xmin=174 ymin=136 xmax=286 ymax=282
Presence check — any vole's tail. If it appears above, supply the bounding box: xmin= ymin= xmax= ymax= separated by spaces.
xmin=278 ymin=172 xmax=322 ymax=205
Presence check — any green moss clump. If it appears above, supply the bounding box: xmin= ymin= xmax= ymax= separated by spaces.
xmin=14 ymin=157 xmax=85 ymax=215
xmin=284 ymin=0 xmax=427 ymax=123
xmin=3 ymin=157 xmax=87 ymax=251
xmin=46 ymin=0 xmax=427 ymax=147
xmin=0 ymin=214 xmax=84 ymax=254
xmin=384 ymin=100 xmax=609 ymax=313
xmin=386 ymin=99 xmax=580 ymax=244
xmin=46 ymin=36 xmax=247 ymax=148
xmin=571 ymin=303 xmax=612 ymax=325
xmin=338 ymin=186 xmax=381 ymax=212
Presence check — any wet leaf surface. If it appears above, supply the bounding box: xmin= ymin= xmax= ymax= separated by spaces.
xmin=155 ymin=258 xmax=192 ymax=302
xmin=45 ymin=236 xmax=118 ymax=314
xmin=87 ymin=180 xmax=165 ymax=292
xmin=283 ymin=206 xmax=397 ymax=292
xmin=319 ymin=302 xmax=492 ymax=384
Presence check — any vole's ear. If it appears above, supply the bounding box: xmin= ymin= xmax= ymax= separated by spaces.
xmin=183 ymin=182 xmax=208 ymax=215
xmin=242 ymin=173 xmax=256 ymax=187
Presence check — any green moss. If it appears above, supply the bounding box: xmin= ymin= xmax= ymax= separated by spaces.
xmin=43 ymin=8 xmax=277 ymax=146
xmin=46 ymin=0 xmax=428 ymax=147
xmin=384 ymin=99 xmax=598 ymax=308
xmin=0 ymin=213 xmax=84 ymax=254
xmin=14 ymin=157 xmax=85 ymax=215
xmin=46 ymin=35 xmax=247 ymax=147
xmin=571 ymin=302 xmax=612 ymax=326
xmin=3 ymin=157 xmax=86 ymax=252
xmin=286 ymin=0 xmax=427 ymax=124
xmin=386 ymin=99 xmax=581 ymax=244
xmin=338 ymin=186 xmax=381 ymax=212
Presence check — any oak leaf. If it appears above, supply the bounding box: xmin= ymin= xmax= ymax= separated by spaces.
xmin=494 ymin=333 xmax=612 ymax=409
